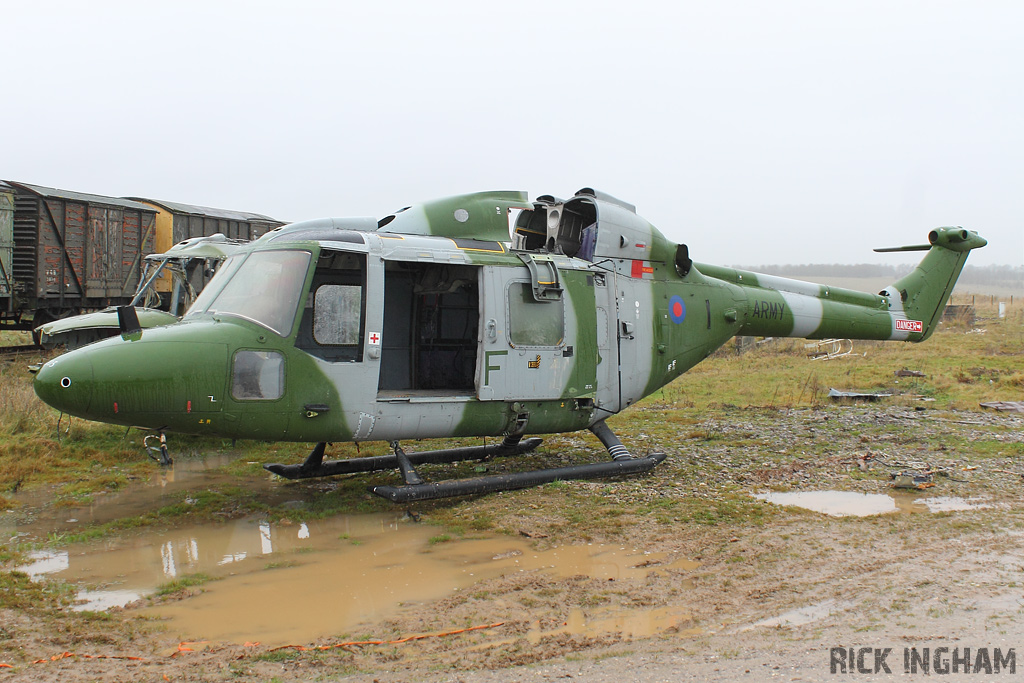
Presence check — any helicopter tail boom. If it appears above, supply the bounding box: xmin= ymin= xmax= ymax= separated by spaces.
xmin=696 ymin=227 xmax=986 ymax=342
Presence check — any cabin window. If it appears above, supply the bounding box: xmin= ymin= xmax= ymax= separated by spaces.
xmin=232 ymin=350 xmax=285 ymax=400
xmin=313 ymin=284 xmax=362 ymax=345
xmin=508 ymin=282 xmax=564 ymax=347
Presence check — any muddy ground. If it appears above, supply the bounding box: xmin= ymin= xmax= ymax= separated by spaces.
xmin=2 ymin=404 xmax=1023 ymax=682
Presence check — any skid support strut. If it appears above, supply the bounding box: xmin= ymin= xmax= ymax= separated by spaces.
xmin=144 ymin=431 xmax=172 ymax=466
xmin=373 ymin=420 xmax=664 ymax=503
xmin=589 ymin=420 xmax=634 ymax=460
xmin=391 ymin=441 xmax=425 ymax=485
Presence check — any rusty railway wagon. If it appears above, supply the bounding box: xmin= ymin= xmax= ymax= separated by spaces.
xmin=0 ymin=184 xmax=13 ymax=312
xmin=0 ymin=180 xmax=283 ymax=334
xmin=127 ymin=196 xmax=283 ymax=299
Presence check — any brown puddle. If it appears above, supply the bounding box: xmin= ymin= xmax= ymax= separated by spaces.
xmin=754 ymin=490 xmax=995 ymax=517
xmin=17 ymin=513 xmax=698 ymax=646
xmin=6 ymin=453 xmax=701 ymax=645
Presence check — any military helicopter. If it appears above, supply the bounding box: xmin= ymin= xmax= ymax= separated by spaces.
xmin=33 ymin=188 xmax=986 ymax=503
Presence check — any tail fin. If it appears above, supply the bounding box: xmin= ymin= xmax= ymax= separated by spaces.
xmin=877 ymin=227 xmax=987 ymax=341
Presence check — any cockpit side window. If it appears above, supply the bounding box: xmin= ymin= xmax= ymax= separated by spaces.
xmin=232 ymin=350 xmax=285 ymax=400
xmin=185 ymin=253 xmax=245 ymax=316
xmin=296 ymin=250 xmax=366 ymax=362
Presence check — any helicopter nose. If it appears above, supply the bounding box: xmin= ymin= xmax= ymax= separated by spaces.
xmin=34 ymin=351 xmax=94 ymax=416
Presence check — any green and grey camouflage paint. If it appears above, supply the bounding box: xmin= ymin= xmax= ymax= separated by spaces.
xmin=34 ymin=189 xmax=985 ymax=452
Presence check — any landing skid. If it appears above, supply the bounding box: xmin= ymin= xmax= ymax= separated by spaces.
xmin=263 ymin=421 xmax=666 ymax=503
xmin=372 ymin=452 xmax=666 ymax=503
xmin=264 ymin=436 xmax=544 ymax=480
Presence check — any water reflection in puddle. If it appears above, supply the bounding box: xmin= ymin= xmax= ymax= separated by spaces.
xmin=754 ymin=491 xmax=994 ymax=517
xmin=18 ymin=513 xmax=697 ymax=645
xmin=20 ymin=515 xmax=405 ymax=612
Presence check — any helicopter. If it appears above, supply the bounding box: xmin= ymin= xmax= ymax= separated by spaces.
xmin=33 ymin=188 xmax=986 ymax=503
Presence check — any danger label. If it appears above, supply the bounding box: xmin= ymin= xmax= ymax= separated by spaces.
xmin=631 ymin=260 xmax=654 ymax=278
xmin=895 ymin=319 xmax=923 ymax=333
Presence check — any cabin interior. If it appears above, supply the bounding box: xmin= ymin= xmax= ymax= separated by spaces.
xmin=379 ymin=262 xmax=479 ymax=394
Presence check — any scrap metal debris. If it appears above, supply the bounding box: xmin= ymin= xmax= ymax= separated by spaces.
xmin=892 ymin=472 xmax=935 ymax=489
xmin=828 ymin=388 xmax=893 ymax=401
xmin=862 ymin=453 xmax=973 ymax=487
xmin=980 ymin=401 xmax=1024 ymax=413
xmin=806 ymin=338 xmax=854 ymax=361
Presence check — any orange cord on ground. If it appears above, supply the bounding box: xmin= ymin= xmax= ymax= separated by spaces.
xmin=267 ymin=621 xmax=506 ymax=653
xmin=1 ymin=621 xmax=506 ymax=670
xmin=28 ymin=651 xmax=147 ymax=664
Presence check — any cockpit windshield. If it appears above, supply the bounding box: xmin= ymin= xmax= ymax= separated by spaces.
xmin=184 ymin=249 xmax=312 ymax=336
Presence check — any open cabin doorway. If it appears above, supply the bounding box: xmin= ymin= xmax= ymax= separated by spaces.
xmin=378 ymin=261 xmax=479 ymax=397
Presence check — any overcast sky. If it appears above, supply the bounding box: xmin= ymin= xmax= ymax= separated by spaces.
xmin=2 ymin=0 xmax=1021 ymax=268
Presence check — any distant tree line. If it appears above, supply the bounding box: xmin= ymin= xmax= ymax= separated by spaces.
xmin=741 ymin=263 xmax=1023 ymax=288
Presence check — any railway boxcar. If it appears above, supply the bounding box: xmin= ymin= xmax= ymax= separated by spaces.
xmin=0 ymin=181 xmax=286 ymax=336
xmin=0 ymin=182 xmax=14 ymax=312
xmin=128 ymin=197 xmax=283 ymax=296
xmin=130 ymin=197 xmax=281 ymax=250
xmin=1 ymin=181 xmax=158 ymax=330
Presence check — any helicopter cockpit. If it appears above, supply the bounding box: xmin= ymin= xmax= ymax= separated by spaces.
xmin=183 ymin=249 xmax=312 ymax=337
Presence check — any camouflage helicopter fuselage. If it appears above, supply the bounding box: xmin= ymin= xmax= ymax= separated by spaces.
xmin=33 ymin=188 xmax=985 ymax=499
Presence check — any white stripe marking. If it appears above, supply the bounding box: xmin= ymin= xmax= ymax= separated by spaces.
xmin=779 ymin=292 xmax=824 ymax=337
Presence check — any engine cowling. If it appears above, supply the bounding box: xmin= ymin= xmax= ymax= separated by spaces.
xmin=928 ymin=226 xmax=988 ymax=252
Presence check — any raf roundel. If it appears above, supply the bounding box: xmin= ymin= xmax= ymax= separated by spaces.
xmin=669 ymin=295 xmax=686 ymax=324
